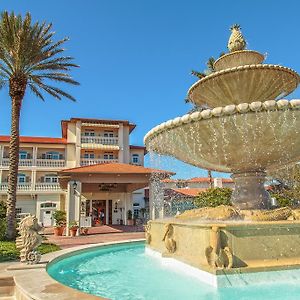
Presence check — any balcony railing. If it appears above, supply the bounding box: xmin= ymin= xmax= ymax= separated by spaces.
xmin=2 ymin=158 xmax=33 ymax=167
xmin=0 ymin=183 xmax=31 ymax=191
xmin=35 ymin=183 xmax=61 ymax=191
xmin=36 ymin=159 xmax=65 ymax=168
xmin=80 ymin=158 xmax=119 ymax=166
xmin=0 ymin=183 xmax=62 ymax=192
xmin=0 ymin=158 xmax=65 ymax=168
xmin=81 ymin=136 xmax=119 ymax=145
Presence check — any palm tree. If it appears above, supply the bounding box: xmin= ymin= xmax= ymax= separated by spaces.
xmin=0 ymin=11 xmax=79 ymax=240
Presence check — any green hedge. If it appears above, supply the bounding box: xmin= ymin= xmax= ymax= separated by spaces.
xmin=194 ymin=187 xmax=232 ymax=208
xmin=0 ymin=242 xmax=61 ymax=262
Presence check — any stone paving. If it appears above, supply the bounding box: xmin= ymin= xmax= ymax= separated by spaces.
xmin=44 ymin=225 xmax=145 ymax=249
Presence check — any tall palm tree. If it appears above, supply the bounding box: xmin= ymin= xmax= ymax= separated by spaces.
xmin=0 ymin=11 xmax=79 ymax=240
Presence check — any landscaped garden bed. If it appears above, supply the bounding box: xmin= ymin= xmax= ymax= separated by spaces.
xmin=0 ymin=241 xmax=60 ymax=262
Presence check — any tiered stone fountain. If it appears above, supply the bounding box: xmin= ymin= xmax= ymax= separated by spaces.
xmin=144 ymin=25 xmax=300 ymax=285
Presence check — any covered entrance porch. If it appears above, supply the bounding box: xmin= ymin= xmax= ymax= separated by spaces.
xmin=58 ymin=163 xmax=172 ymax=236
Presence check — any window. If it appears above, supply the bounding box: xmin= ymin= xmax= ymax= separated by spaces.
xmin=104 ymin=131 xmax=114 ymax=137
xmin=40 ymin=202 xmax=57 ymax=208
xmin=83 ymin=152 xmax=95 ymax=159
xmin=133 ymin=203 xmax=140 ymax=207
xmin=19 ymin=151 xmax=28 ymax=159
xmin=16 ymin=208 xmax=22 ymax=214
xmin=18 ymin=173 xmax=26 ymax=183
xmin=132 ymin=154 xmax=139 ymax=164
xmin=84 ymin=130 xmax=95 ymax=136
xmin=44 ymin=174 xmax=58 ymax=183
xmin=133 ymin=209 xmax=139 ymax=218
xmin=104 ymin=152 xmax=114 ymax=160
xmin=45 ymin=152 xmax=60 ymax=160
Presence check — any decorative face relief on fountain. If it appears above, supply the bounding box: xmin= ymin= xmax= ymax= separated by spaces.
xmin=145 ymin=25 xmax=300 ymax=209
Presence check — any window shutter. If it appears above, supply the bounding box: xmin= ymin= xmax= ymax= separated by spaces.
xmin=26 ymin=176 xmax=30 ymax=183
xmin=59 ymin=154 xmax=63 ymax=160
xmin=42 ymin=154 xmax=46 ymax=159
xmin=27 ymin=153 xmax=32 ymax=159
xmin=40 ymin=176 xmax=44 ymax=183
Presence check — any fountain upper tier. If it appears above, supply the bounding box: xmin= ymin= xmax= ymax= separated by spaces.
xmin=144 ymin=99 xmax=300 ymax=173
xmin=188 ymin=50 xmax=300 ymax=108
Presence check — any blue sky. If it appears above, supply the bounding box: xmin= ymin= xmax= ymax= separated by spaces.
xmin=0 ymin=0 xmax=299 ymax=178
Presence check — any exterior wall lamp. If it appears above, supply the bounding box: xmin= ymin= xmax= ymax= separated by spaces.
xmin=73 ymin=181 xmax=78 ymax=195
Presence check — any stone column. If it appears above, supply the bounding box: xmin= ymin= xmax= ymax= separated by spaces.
xmin=0 ymin=145 xmax=3 ymax=166
xmin=32 ymin=146 xmax=37 ymax=166
xmin=118 ymin=123 xmax=124 ymax=163
xmin=66 ymin=180 xmax=82 ymax=236
xmin=231 ymin=171 xmax=271 ymax=209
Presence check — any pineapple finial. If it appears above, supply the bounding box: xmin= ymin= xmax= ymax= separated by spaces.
xmin=227 ymin=24 xmax=246 ymax=52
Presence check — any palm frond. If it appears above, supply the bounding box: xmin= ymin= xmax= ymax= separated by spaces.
xmin=0 ymin=11 xmax=79 ymax=101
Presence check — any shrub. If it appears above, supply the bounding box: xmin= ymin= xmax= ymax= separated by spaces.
xmin=270 ymin=191 xmax=294 ymax=207
xmin=194 ymin=188 xmax=232 ymax=208
xmin=0 ymin=201 xmax=6 ymax=241
xmin=52 ymin=210 xmax=66 ymax=226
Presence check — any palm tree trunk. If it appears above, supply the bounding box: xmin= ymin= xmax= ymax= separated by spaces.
xmin=6 ymin=77 xmax=26 ymax=240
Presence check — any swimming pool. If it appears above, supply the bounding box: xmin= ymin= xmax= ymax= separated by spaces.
xmin=47 ymin=242 xmax=300 ymax=300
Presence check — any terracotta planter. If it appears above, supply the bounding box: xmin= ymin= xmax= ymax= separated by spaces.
xmin=80 ymin=228 xmax=89 ymax=235
xmin=127 ymin=219 xmax=134 ymax=226
xmin=53 ymin=226 xmax=64 ymax=236
xmin=69 ymin=227 xmax=78 ymax=237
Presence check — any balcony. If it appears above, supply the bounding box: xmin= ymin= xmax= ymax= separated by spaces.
xmin=81 ymin=136 xmax=119 ymax=145
xmin=2 ymin=158 xmax=33 ymax=167
xmin=36 ymin=159 xmax=65 ymax=168
xmin=0 ymin=183 xmax=62 ymax=192
xmin=80 ymin=158 xmax=119 ymax=166
xmin=35 ymin=183 xmax=61 ymax=191
xmin=0 ymin=158 xmax=65 ymax=168
xmin=0 ymin=183 xmax=31 ymax=191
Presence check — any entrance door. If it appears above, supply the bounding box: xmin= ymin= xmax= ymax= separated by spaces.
xmin=92 ymin=200 xmax=106 ymax=225
xmin=42 ymin=210 xmax=53 ymax=227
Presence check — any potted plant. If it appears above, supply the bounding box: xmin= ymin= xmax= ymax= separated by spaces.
xmin=80 ymin=227 xmax=89 ymax=235
xmin=127 ymin=210 xmax=134 ymax=226
xmin=69 ymin=220 xmax=79 ymax=237
xmin=53 ymin=210 xmax=66 ymax=236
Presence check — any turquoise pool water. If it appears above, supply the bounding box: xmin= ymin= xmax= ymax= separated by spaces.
xmin=47 ymin=242 xmax=300 ymax=300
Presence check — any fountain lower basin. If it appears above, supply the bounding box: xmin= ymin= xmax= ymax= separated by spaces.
xmin=147 ymin=218 xmax=300 ymax=281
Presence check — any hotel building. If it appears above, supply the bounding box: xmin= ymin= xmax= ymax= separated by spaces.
xmin=0 ymin=118 xmax=158 ymax=227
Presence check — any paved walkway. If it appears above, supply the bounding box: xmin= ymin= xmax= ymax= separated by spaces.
xmin=44 ymin=225 xmax=145 ymax=249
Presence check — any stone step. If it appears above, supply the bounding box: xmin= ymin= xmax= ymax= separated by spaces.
xmin=0 ymin=277 xmax=15 ymax=298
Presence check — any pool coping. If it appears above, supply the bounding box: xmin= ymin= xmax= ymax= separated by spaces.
xmin=1 ymin=238 xmax=145 ymax=300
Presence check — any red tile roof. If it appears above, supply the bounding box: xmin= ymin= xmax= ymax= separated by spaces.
xmin=60 ymin=163 xmax=175 ymax=175
xmin=171 ymin=188 xmax=207 ymax=197
xmin=0 ymin=136 xmax=67 ymax=144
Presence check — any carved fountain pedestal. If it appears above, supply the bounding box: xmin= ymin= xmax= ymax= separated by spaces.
xmin=144 ymin=25 xmax=300 ymax=286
